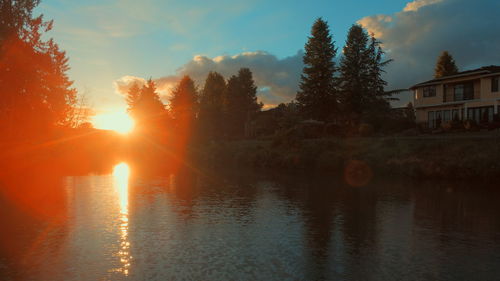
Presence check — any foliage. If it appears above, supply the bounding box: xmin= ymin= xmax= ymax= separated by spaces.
xmin=296 ymin=18 xmax=338 ymax=122
xmin=0 ymin=0 xmax=81 ymax=139
xmin=434 ymin=51 xmax=458 ymax=78
xmin=128 ymin=79 xmax=166 ymax=123
xmin=225 ymin=68 xmax=262 ymax=138
xmin=198 ymin=71 xmax=226 ymax=140
xmin=169 ymin=75 xmax=198 ymax=130
xmin=339 ymin=24 xmax=392 ymax=127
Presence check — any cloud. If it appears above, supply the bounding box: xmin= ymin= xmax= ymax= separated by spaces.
xmin=403 ymin=0 xmax=443 ymax=12
xmin=113 ymin=76 xmax=147 ymax=95
xmin=115 ymin=51 xmax=304 ymax=108
xmin=358 ymin=0 xmax=500 ymax=105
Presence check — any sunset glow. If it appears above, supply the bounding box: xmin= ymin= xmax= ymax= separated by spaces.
xmin=92 ymin=110 xmax=134 ymax=134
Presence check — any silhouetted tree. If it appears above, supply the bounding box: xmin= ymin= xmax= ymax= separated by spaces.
xmin=339 ymin=24 xmax=370 ymax=122
xmin=127 ymin=79 xmax=167 ymax=126
xmin=0 ymin=0 xmax=79 ymax=139
xmin=225 ymin=68 xmax=261 ymax=137
xmin=169 ymin=75 xmax=198 ymax=131
xmin=362 ymin=35 xmax=393 ymax=129
xmin=296 ymin=18 xmax=338 ymax=122
xmin=434 ymin=51 xmax=458 ymax=78
xmin=126 ymin=83 xmax=141 ymax=112
xmin=198 ymin=71 xmax=226 ymax=140
xmin=339 ymin=25 xmax=391 ymax=127
xmin=0 ymin=0 xmax=40 ymax=42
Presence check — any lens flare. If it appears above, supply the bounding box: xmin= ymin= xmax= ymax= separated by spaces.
xmin=93 ymin=110 xmax=134 ymax=134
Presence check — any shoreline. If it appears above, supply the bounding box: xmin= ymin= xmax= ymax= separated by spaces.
xmin=195 ymin=133 xmax=500 ymax=181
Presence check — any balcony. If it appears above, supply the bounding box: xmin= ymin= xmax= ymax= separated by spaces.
xmin=442 ymin=82 xmax=478 ymax=103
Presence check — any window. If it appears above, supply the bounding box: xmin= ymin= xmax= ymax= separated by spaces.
xmin=454 ymin=85 xmax=464 ymax=101
xmin=492 ymin=76 xmax=499 ymax=92
xmin=443 ymin=110 xmax=451 ymax=122
xmin=436 ymin=111 xmax=442 ymax=127
xmin=454 ymin=82 xmax=474 ymax=101
xmin=428 ymin=111 xmax=435 ymax=128
xmin=423 ymin=86 xmax=436 ymax=97
xmin=452 ymin=109 xmax=460 ymax=121
xmin=467 ymin=106 xmax=494 ymax=123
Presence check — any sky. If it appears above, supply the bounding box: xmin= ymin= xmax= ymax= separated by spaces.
xmin=35 ymin=0 xmax=500 ymax=112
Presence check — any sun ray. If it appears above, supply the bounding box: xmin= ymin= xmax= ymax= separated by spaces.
xmin=92 ymin=110 xmax=134 ymax=134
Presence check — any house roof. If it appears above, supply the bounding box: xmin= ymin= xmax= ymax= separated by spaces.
xmin=410 ymin=65 xmax=500 ymax=89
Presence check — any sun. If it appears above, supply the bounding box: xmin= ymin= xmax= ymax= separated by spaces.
xmin=92 ymin=110 xmax=134 ymax=134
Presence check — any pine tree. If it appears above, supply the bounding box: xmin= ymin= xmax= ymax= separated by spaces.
xmin=339 ymin=25 xmax=392 ymax=127
xmin=364 ymin=35 xmax=393 ymax=124
xmin=129 ymin=79 xmax=166 ymax=124
xmin=339 ymin=24 xmax=371 ymax=121
xmin=434 ymin=51 xmax=458 ymax=78
xmin=199 ymin=71 xmax=226 ymax=140
xmin=367 ymin=36 xmax=391 ymax=101
xmin=296 ymin=18 xmax=337 ymax=122
xmin=126 ymin=83 xmax=141 ymax=113
xmin=225 ymin=68 xmax=261 ymax=137
xmin=169 ymin=75 xmax=198 ymax=129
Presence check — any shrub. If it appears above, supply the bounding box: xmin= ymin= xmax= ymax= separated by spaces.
xmin=463 ymin=119 xmax=479 ymax=131
xmin=297 ymin=120 xmax=325 ymax=138
xmin=358 ymin=123 xmax=374 ymax=137
xmin=324 ymin=122 xmax=343 ymax=136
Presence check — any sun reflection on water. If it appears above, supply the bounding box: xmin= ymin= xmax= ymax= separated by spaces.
xmin=112 ymin=162 xmax=132 ymax=276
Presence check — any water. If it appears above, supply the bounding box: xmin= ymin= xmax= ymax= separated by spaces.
xmin=1 ymin=165 xmax=500 ymax=280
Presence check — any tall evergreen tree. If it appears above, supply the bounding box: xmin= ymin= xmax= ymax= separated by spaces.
xmin=434 ymin=51 xmax=458 ymax=78
xmin=364 ymin=35 xmax=393 ymax=124
xmin=127 ymin=79 xmax=166 ymax=125
xmin=225 ymin=68 xmax=261 ymax=137
xmin=339 ymin=25 xmax=391 ymax=127
xmin=198 ymin=71 xmax=226 ymax=140
xmin=126 ymin=82 xmax=141 ymax=111
xmin=339 ymin=24 xmax=370 ymax=121
xmin=296 ymin=18 xmax=337 ymax=122
xmin=169 ymin=75 xmax=198 ymax=130
xmin=367 ymin=36 xmax=392 ymax=102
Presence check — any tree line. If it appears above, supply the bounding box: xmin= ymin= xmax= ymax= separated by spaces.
xmin=2 ymin=0 xmax=457 ymax=143
xmin=124 ymin=68 xmax=262 ymax=142
xmin=127 ymin=17 xmax=415 ymax=142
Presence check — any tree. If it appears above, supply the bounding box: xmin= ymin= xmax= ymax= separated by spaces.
xmin=434 ymin=51 xmax=458 ymax=78
xmin=296 ymin=18 xmax=338 ymax=122
xmin=125 ymin=79 xmax=168 ymax=136
xmin=0 ymin=0 xmax=41 ymax=42
xmin=126 ymin=82 xmax=141 ymax=113
xmin=137 ymin=79 xmax=165 ymax=121
xmin=198 ymin=71 xmax=226 ymax=140
xmin=225 ymin=68 xmax=261 ymax=137
xmin=169 ymin=75 xmax=198 ymax=130
xmin=0 ymin=0 xmax=80 ymax=139
xmin=339 ymin=25 xmax=391 ymax=127
xmin=339 ymin=24 xmax=370 ymax=121
xmin=66 ymin=88 xmax=92 ymax=128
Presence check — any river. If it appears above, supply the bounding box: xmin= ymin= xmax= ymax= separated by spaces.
xmin=1 ymin=163 xmax=500 ymax=280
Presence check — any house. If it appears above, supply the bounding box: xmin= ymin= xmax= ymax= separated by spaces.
xmin=411 ymin=66 xmax=500 ymax=128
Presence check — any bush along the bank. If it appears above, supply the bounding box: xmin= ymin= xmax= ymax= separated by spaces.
xmin=194 ymin=136 xmax=500 ymax=180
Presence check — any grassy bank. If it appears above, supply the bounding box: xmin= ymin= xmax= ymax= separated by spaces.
xmin=195 ymin=133 xmax=500 ymax=180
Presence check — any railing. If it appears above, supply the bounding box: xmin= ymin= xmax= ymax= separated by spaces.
xmin=443 ymin=88 xmax=479 ymax=102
